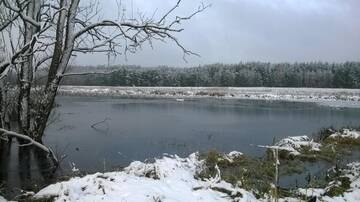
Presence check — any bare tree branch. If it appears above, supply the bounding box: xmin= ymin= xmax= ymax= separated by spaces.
xmin=0 ymin=127 xmax=58 ymax=165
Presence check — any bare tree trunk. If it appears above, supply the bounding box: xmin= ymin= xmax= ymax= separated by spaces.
xmin=33 ymin=81 xmax=59 ymax=141
xmin=17 ymin=0 xmax=40 ymax=137
xmin=33 ymin=0 xmax=79 ymax=141
xmin=0 ymin=80 xmax=4 ymax=129
xmin=46 ymin=0 xmax=66 ymax=87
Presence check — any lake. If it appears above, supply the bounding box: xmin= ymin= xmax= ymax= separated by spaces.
xmin=1 ymin=96 xmax=360 ymax=196
xmin=45 ymin=96 xmax=360 ymax=170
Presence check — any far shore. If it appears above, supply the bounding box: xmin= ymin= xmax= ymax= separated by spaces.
xmin=58 ymin=86 xmax=360 ymax=108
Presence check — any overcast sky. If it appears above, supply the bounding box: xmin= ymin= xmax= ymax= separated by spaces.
xmin=75 ymin=0 xmax=360 ymax=67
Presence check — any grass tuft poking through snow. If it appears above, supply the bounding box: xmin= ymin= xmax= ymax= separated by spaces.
xmin=326 ymin=129 xmax=360 ymax=145
xmin=297 ymin=162 xmax=360 ymax=202
xmin=330 ymin=129 xmax=360 ymax=139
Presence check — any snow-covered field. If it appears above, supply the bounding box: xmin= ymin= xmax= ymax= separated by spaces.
xmin=59 ymin=86 xmax=360 ymax=108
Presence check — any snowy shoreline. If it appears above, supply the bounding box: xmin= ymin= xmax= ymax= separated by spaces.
xmin=25 ymin=154 xmax=360 ymax=202
xmin=58 ymin=86 xmax=360 ymax=108
xmin=30 ymin=129 xmax=360 ymax=202
xmin=1 ymin=129 xmax=360 ymax=201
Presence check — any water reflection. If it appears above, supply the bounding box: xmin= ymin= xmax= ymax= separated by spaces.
xmin=0 ymin=140 xmax=58 ymax=199
xmin=0 ymin=140 xmax=11 ymax=187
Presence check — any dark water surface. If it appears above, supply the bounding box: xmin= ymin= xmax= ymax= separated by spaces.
xmin=1 ymin=96 xmax=360 ymax=197
xmin=44 ymin=96 xmax=360 ymax=170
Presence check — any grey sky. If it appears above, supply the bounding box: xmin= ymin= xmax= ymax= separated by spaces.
xmin=75 ymin=0 xmax=360 ymax=67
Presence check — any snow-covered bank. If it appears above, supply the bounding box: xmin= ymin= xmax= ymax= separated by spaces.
xmin=34 ymin=153 xmax=257 ymax=202
xmin=58 ymin=86 xmax=360 ymax=107
xmin=29 ymin=152 xmax=360 ymax=202
xmin=0 ymin=146 xmax=356 ymax=202
xmin=329 ymin=129 xmax=360 ymax=140
xmin=295 ymin=162 xmax=360 ymax=202
xmin=269 ymin=128 xmax=360 ymax=159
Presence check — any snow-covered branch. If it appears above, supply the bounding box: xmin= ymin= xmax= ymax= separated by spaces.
xmin=2 ymin=0 xmax=41 ymax=29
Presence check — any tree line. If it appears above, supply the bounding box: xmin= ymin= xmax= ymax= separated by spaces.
xmin=61 ymin=62 xmax=360 ymax=88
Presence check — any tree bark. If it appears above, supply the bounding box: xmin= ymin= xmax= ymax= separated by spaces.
xmin=17 ymin=0 xmax=40 ymax=137
xmin=33 ymin=79 xmax=60 ymax=141
xmin=33 ymin=0 xmax=80 ymax=140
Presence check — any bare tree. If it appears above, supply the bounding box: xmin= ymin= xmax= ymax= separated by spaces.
xmin=0 ymin=0 xmax=208 ymax=160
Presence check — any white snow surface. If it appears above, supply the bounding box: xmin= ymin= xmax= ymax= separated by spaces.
xmin=329 ymin=129 xmax=360 ymax=139
xmin=34 ymin=153 xmax=258 ymax=202
xmin=0 ymin=196 xmax=6 ymax=202
xmin=58 ymin=86 xmax=360 ymax=108
xmin=227 ymin=151 xmax=243 ymax=158
xmin=274 ymin=136 xmax=321 ymax=156
xmin=297 ymin=188 xmax=325 ymax=197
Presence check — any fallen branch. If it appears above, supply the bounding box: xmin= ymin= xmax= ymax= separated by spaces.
xmin=0 ymin=128 xmax=58 ymax=165
xmin=91 ymin=117 xmax=110 ymax=129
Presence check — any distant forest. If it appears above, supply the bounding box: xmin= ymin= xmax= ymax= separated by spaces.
xmin=61 ymin=62 xmax=360 ymax=88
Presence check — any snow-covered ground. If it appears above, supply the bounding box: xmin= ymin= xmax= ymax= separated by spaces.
xmin=1 ymin=151 xmax=359 ymax=201
xmin=33 ymin=153 xmax=258 ymax=202
xmin=58 ymin=86 xmax=360 ymax=108
xmin=17 ymin=152 xmax=359 ymax=202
